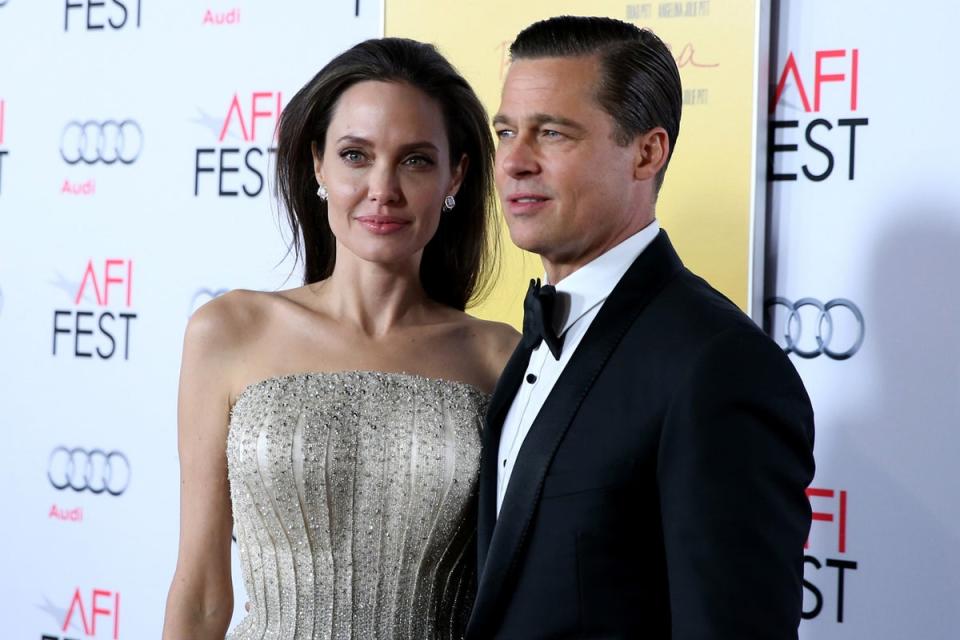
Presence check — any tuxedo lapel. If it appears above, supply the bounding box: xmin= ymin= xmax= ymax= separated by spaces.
xmin=468 ymin=230 xmax=684 ymax=637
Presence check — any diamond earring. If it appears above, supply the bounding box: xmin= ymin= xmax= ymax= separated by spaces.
xmin=442 ymin=195 xmax=456 ymax=212
xmin=317 ymin=184 xmax=328 ymax=201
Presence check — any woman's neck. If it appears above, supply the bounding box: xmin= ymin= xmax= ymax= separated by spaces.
xmin=313 ymin=251 xmax=434 ymax=337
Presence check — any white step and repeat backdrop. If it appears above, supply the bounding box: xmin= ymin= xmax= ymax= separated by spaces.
xmin=2 ymin=0 xmax=959 ymax=637
xmin=0 ymin=1 xmax=381 ymax=637
xmin=0 ymin=2 xmax=774 ymax=637
xmin=768 ymin=1 xmax=960 ymax=638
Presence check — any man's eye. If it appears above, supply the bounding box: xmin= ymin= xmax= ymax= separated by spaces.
xmin=495 ymin=129 xmax=514 ymax=139
xmin=541 ymin=129 xmax=562 ymax=139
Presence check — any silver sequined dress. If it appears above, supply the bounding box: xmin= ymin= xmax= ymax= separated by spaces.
xmin=225 ymin=371 xmax=485 ymax=639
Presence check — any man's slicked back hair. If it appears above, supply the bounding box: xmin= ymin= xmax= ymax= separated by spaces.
xmin=509 ymin=15 xmax=682 ymax=190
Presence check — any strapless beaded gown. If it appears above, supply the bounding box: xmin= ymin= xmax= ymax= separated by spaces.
xmin=225 ymin=371 xmax=486 ymax=640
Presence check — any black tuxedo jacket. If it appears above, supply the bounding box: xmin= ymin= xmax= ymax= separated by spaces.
xmin=466 ymin=231 xmax=815 ymax=639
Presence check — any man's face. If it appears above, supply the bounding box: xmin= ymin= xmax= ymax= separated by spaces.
xmin=494 ymin=55 xmax=643 ymax=277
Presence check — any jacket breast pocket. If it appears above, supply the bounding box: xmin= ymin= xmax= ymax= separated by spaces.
xmin=541 ymin=459 xmax=635 ymax=499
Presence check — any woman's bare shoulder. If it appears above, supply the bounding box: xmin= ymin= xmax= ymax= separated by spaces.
xmin=455 ymin=314 xmax=520 ymax=372
xmin=470 ymin=316 xmax=520 ymax=350
xmin=181 ymin=289 xmax=298 ymax=388
xmin=186 ymin=289 xmax=278 ymax=349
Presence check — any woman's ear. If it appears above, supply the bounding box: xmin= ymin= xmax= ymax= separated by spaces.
xmin=311 ymin=141 xmax=324 ymax=184
xmin=448 ymin=153 xmax=469 ymax=197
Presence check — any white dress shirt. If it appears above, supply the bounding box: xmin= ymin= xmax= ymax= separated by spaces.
xmin=496 ymin=220 xmax=661 ymax=514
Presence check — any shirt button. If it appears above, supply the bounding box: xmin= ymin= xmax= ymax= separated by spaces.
xmin=526 ymin=373 xmax=537 ymax=384
xmin=502 ymin=459 xmax=507 ymax=467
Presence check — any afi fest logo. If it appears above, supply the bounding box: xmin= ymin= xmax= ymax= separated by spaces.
xmin=803 ymin=487 xmax=858 ymax=624
xmin=0 ymin=99 xmax=8 ymax=195
xmin=64 ymin=0 xmax=141 ymax=31
xmin=52 ymin=259 xmax=137 ymax=360
xmin=193 ymin=91 xmax=283 ymax=197
xmin=39 ymin=587 xmax=121 ymax=640
xmin=769 ymin=47 xmax=868 ymax=182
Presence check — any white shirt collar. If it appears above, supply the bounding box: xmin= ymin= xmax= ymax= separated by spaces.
xmin=548 ymin=219 xmax=661 ymax=336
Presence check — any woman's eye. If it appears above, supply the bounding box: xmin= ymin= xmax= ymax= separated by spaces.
xmin=340 ymin=149 xmax=365 ymax=163
xmin=404 ymin=155 xmax=434 ymax=167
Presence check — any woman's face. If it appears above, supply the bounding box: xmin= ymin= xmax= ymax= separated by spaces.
xmin=314 ymin=80 xmax=464 ymax=270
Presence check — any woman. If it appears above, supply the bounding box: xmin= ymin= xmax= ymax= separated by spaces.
xmin=162 ymin=38 xmax=518 ymax=639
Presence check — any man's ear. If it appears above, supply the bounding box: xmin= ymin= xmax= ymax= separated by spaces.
xmin=633 ymin=127 xmax=670 ymax=182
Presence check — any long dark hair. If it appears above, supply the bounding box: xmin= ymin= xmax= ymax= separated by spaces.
xmin=276 ymin=38 xmax=497 ymax=311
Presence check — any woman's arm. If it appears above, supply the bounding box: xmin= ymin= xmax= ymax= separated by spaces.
xmin=162 ymin=300 xmax=242 ymax=638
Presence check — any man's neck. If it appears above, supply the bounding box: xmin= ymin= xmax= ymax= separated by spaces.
xmin=543 ymin=216 xmax=657 ymax=285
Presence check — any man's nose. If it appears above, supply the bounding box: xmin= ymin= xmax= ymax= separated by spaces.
xmin=498 ymin=139 xmax=540 ymax=179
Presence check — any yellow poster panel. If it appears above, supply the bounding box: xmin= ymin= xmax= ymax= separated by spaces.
xmin=386 ymin=0 xmax=764 ymax=327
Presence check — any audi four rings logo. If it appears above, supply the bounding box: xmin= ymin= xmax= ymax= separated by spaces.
xmin=60 ymin=120 xmax=143 ymax=165
xmin=47 ymin=447 xmax=131 ymax=496
xmin=766 ymin=297 xmax=865 ymax=360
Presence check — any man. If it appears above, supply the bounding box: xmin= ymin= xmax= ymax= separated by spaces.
xmin=468 ymin=16 xmax=815 ymax=639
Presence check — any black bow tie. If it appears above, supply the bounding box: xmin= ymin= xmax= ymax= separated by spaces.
xmin=521 ymin=278 xmax=564 ymax=360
